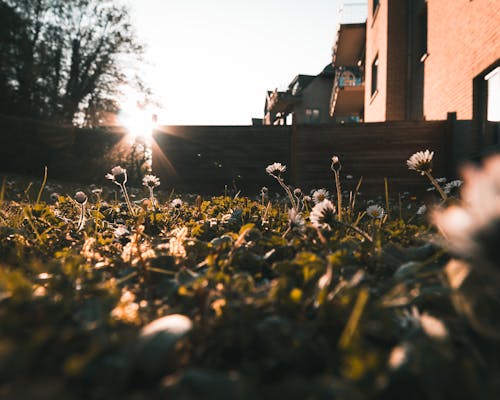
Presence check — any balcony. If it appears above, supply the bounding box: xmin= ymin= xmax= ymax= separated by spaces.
xmin=267 ymin=89 xmax=300 ymax=114
xmin=330 ymin=66 xmax=365 ymax=118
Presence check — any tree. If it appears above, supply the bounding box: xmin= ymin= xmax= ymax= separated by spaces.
xmin=0 ymin=0 xmax=146 ymax=125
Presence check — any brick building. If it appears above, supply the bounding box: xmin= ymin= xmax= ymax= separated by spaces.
xmin=364 ymin=0 xmax=500 ymax=125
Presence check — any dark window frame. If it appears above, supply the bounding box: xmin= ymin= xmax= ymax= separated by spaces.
xmin=371 ymin=55 xmax=379 ymax=98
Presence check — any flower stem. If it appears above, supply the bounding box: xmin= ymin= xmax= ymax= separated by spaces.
xmin=276 ymin=177 xmax=297 ymax=211
xmin=424 ymin=171 xmax=447 ymax=201
xmin=77 ymin=204 xmax=85 ymax=231
xmin=149 ymin=187 xmax=156 ymax=208
xmin=334 ymin=170 xmax=342 ymax=222
xmin=120 ymin=183 xmax=136 ymax=216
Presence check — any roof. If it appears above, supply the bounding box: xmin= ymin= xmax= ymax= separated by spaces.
xmin=287 ymin=74 xmax=316 ymax=95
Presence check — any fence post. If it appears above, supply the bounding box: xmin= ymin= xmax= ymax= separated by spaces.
xmin=446 ymin=112 xmax=457 ymax=177
xmin=290 ymin=120 xmax=297 ymax=186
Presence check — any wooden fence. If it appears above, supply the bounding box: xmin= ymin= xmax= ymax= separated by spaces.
xmin=151 ymin=121 xmax=452 ymax=196
xmin=290 ymin=121 xmax=451 ymax=195
xmin=0 ymin=114 xmax=464 ymax=196
xmin=151 ymin=125 xmax=291 ymax=194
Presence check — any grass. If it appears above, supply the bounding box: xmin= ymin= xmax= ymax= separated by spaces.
xmin=0 ymin=173 xmax=498 ymax=400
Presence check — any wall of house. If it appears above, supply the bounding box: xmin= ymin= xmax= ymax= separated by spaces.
xmin=364 ymin=0 xmax=389 ymax=122
xmin=424 ymin=0 xmax=500 ymax=120
xmin=385 ymin=0 xmax=408 ymax=120
xmin=295 ymin=77 xmax=335 ymax=124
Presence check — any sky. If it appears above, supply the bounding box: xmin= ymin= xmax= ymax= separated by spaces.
xmin=128 ymin=0 xmax=342 ymax=126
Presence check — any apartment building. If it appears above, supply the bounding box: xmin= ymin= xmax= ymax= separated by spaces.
xmin=364 ymin=0 xmax=500 ymax=125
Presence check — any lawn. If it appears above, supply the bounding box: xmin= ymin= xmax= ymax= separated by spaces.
xmin=0 ymin=155 xmax=499 ymax=400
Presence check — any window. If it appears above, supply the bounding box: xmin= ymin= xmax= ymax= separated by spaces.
xmin=305 ymin=108 xmax=321 ymax=123
xmin=373 ymin=0 xmax=380 ymax=15
xmin=371 ymin=56 xmax=379 ymax=97
xmin=485 ymin=67 xmax=500 ymax=122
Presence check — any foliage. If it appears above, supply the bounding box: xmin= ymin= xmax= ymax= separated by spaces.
xmin=0 ymin=0 xmax=145 ymax=125
xmin=0 ymin=176 xmax=499 ymax=400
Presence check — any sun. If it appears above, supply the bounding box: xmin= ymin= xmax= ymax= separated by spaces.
xmin=119 ymin=103 xmax=157 ymax=141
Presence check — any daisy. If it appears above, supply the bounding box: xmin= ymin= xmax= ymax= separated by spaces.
xmin=106 ymin=166 xmax=127 ymax=185
xmin=406 ymin=150 xmax=434 ymax=175
xmin=366 ymin=204 xmax=385 ymax=219
xmin=265 ymin=162 xmax=286 ymax=177
xmin=142 ymin=174 xmax=160 ymax=188
xmin=312 ymin=189 xmax=330 ymax=204
xmin=171 ymin=198 xmax=183 ymax=209
xmin=309 ymin=199 xmax=336 ymax=230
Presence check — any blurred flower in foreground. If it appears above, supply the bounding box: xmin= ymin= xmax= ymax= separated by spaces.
xmin=432 ymin=155 xmax=500 ymax=271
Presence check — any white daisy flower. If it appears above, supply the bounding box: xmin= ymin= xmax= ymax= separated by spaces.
xmin=142 ymin=174 xmax=160 ymax=188
xmin=312 ymin=189 xmax=330 ymax=204
xmin=171 ymin=198 xmax=183 ymax=209
xmin=406 ymin=150 xmax=434 ymax=175
xmin=309 ymin=199 xmax=336 ymax=230
xmin=265 ymin=162 xmax=286 ymax=176
xmin=366 ymin=204 xmax=385 ymax=219
xmin=106 ymin=166 xmax=127 ymax=185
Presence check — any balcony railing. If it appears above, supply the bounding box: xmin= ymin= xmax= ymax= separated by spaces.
xmin=338 ymin=1 xmax=368 ymax=24
xmin=267 ymin=90 xmax=300 ymax=113
xmin=334 ymin=66 xmax=364 ymax=89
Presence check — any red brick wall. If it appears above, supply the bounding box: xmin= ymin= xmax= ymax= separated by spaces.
xmin=365 ymin=0 xmax=389 ymax=122
xmin=424 ymin=0 xmax=500 ymax=120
